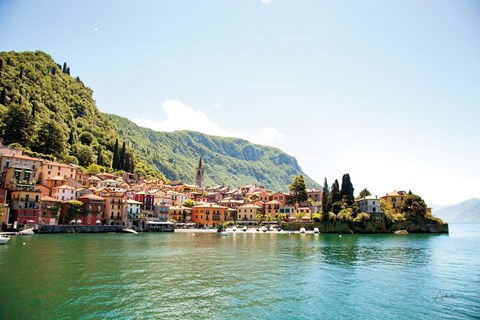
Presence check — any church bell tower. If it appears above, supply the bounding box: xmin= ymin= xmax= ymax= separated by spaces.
xmin=196 ymin=157 xmax=204 ymax=189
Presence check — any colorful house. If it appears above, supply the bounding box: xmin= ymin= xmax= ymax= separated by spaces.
xmin=78 ymin=194 xmax=105 ymax=225
xmin=381 ymin=190 xmax=407 ymax=214
xmin=0 ymin=188 xmax=9 ymax=226
xmin=264 ymin=200 xmax=281 ymax=219
xmin=237 ymin=204 xmax=262 ymax=225
xmin=9 ymin=187 xmax=42 ymax=225
xmin=192 ymin=204 xmax=231 ymax=228
xmin=39 ymin=196 xmax=62 ymax=225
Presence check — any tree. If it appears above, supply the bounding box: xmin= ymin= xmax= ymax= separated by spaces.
xmin=112 ymin=139 xmax=119 ymax=169
xmin=86 ymin=163 xmax=102 ymax=175
xmin=340 ymin=173 xmax=354 ymax=205
xmin=322 ymin=178 xmax=330 ymax=216
xmin=276 ymin=213 xmax=287 ymax=222
xmin=328 ymin=179 xmax=341 ymax=212
xmin=401 ymin=193 xmax=427 ymax=219
xmin=1 ymin=102 xmax=34 ymax=147
xmin=34 ymin=119 xmax=66 ymax=158
xmin=294 ymin=210 xmax=306 ymax=221
xmin=312 ymin=213 xmax=322 ymax=222
xmin=62 ymin=62 xmax=67 ymax=73
xmin=73 ymin=144 xmax=94 ymax=167
xmin=65 ymin=200 xmax=85 ymax=223
xmin=289 ymin=175 xmax=308 ymax=205
xmin=183 ymin=199 xmax=195 ymax=208
xmin=256 ymin=213 xmax=266 ymax=225
xmin=358 ymin=188 xmax=372 ymax=199
xmin=0 ymin=89 xmax=6 ymax=105
xmin=119 ymin=141 xmax=126 ymax=170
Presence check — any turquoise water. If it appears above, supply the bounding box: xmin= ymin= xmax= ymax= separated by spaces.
xmin=0 ymin=225 xmax=479 ymax=319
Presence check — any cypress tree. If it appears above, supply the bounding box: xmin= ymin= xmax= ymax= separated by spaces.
xmin=119 ymin=141 xmax=126 ymax=170
xmin=112 ymin=139 xmax=119 ymax=169
xmin=322 ymin=178 xmax=330 ymax=215
xmin=340 ymin=173 xmax=354 ymax=205
xmin=66 ymin=67 xmax=70 ymax=75
xmin=0 ymin=89 xmax=6 ymax=105
xmin=62 ymin=62 xmax=67 ymax=73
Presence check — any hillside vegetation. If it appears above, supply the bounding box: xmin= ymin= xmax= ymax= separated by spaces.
xmin=0 ymin=50 xmax=319 ymax=191
xmin=106 ymin=114 xmax=320 ymax=191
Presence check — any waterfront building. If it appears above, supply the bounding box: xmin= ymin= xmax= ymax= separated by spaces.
xmin=0 ymin=166 xmax=37 ymax=190
xmin=357 ymin=195 xmax=383 ymax=221
xmin=0 ymin=188 xmax=9 ymax=226
xmin=306 ymin=188 xmax=323 ymax=203
xmin=192 ymin=203 xmax=231 ymax=228
xmin=134 ymin=191 xmax=154 ymax=211
xmin=97 ymin=188 xmax=126 ymax=225
xmin=39 ymin=196 xmax=62 ymax=225
xmin=168 ymin=206 xmax=192 ymax=223
xmin=295 ymin=207 xmax=312 ymax=221
xmin=0 ymin=154 xmax=42 ymax=182
xmin=75 ymin=171 xmax=90 ymax=186
xmin=237 ymin=204 xmax=262 ymax=225
xmin=154 ymin=204 xmax=170 ymax=221
xmin=279 ymin=205 xmax=295 ymax=220
xmin=78 ymin=194 xmax=105 ymax=226
xmin=381 ymin=190 xmax=407 ymax=214
xmin=9 ymin=187 xmax=42 ymax=225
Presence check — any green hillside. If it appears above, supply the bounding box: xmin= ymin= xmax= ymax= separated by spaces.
xmin=0 ymin=50 xmax=319 ymax=191
xmin=106 ymin=114 xmax=320 ymax=191
xmin=0 ymin=50 xmax=161 ymax=178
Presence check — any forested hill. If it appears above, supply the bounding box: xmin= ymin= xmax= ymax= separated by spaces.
xmin=106 ymin=114 xmax=320 ymax=191
xmin=0 ymin=50 xmax=319 ymax=191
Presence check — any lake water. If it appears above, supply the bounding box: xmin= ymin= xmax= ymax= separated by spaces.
xmin=1 ymin=224 xmax=479 ymax=319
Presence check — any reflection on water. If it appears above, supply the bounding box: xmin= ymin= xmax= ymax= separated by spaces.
xmin=0 ymin=225 xmax=479 ymax=319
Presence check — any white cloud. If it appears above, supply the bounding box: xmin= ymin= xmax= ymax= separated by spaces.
xmin=260 ymin=0 xmax=272 ymax=4
xmin=132 ymin=99 xmax=284 ymax=146
xmin=212 ymin=102 xmax=223 ymax=109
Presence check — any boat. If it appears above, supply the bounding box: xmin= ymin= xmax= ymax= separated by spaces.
xmin=0 ymin=235 xmax=10 ymax=245
xmin=268 ymin=226 xmax=274 ymax=231
xmin=220 ymin=231 xmax=228 ymax=236
xmin=299 ymin=227 xmax=306 ymax=234
xmin=242 ymin=227 xmax=247 ymax=232
xmin=19 ymin=228 xmax=35 ymax=235
xmin=261 ymin=226 xmax=268 ymax=232
xmin=232 ymin=226 xmax=237 ymax=232
xmin=122 ymin=228 xmax=138 ymax=234
xmin=314 ymin=228 xmax=320 ymax=234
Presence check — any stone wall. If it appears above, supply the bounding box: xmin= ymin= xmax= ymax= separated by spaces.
xmin=37 ymin=225 xmax=124 ymax=234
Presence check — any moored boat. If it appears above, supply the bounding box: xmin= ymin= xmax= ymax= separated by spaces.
xmin=19 ymin=228 xmax=35 ymax=235
xmin=122 ymin=228 xmax=138 ymax=234
xmin=314 ymin=228 xmax=320 ymax=234
xmin=0 ymin=235 xmax=10 ymax=245
xmin=300 ymin=227 xmax=306 ymax=234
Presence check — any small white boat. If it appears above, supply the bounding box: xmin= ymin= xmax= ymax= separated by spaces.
xmin=220 ymin=231 xmax=228 ymax=236
xmin=299 ymin=227 xmax=306 ymax=234
xmin=314 ymin=228 xmax=320 ymax=234
xmin=242 ymin=227 xmax=247 ymax=232
xmin=122 ymin=228 xmax=138 ymax=234
xmin=268 ymin=226 xmax=274 ymax=231
xmin=0 ymin=235 xmax=10 ymax=245
xmin=232 ymin=226 xmax=237 ymax=232
xmin=19 ymin=228 xmax=35 ymax=235
xmin=261 ymin=226 xmax=268 ymax=232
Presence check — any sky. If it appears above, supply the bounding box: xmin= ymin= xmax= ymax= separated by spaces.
xmin=1 ymin=0 xmax=479 ymax=206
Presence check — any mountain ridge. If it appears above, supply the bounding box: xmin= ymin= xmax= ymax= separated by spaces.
xmin=434 ymin=198 xmax=480 ymax=223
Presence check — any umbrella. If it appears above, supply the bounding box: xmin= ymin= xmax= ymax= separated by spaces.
xmin=70 ymin=219 xmax=76 ymax=224
xmin=26 ymin=220 xmax=35 ymax=223
xmin=96 ymin=220 xmax=101 ymax=225
xmin=76 ymin=219 xmax=82 ymax=224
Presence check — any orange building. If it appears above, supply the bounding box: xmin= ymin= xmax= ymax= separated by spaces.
xmin=192 ymin=204 xmax=231 ymax=228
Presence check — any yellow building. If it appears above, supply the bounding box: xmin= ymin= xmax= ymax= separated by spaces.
xmin=381 ymin=190 xmax=407 ymax=214
xmin=237 ymin=204 xmax=262 ymax=225
xmin=39 ymin=161 xmax=78 ymax=186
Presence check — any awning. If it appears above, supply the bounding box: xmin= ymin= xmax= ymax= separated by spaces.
xmin=96 ymin=220 xmax=101 ymax=224
xmin=26 ymin=220 xmax=35 ymax=223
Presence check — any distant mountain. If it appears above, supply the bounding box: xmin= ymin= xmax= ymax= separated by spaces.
xmin=106 ymin=114 xmax=321 ymax=192
xmin=434 ymin=198 xmax=480 ymax=223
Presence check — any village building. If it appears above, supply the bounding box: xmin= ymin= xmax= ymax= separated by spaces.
xmin=192 ymin=203 xmax=231 ymax=228
xmin=237 ymin=204 xmax=262 ymax=225
xmin=357 ymin=195 xmax=383 ymax=221
xmin=39 ymin=196 xmax=62 ymax=225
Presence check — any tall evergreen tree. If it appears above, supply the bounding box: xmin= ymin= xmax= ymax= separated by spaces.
xmin=96 ymin=148 xmax=103 ymax=166
xmin=62 ymin=62 xmax=67 ymax=73
xmin=289 ymin=175 xmax=308 ymax=205
xmin=0 ymin=89 xmax=6 ymax=105
xmin=340 ymin=173 xmax=354 ymax=205
xmin=322 ymin=178 xmax=330 ymax=215
xmin=328 ymin=179 xmax=341 ymax=210
xmin=119 ymin=141 xmax=126 ymax=170
xmin=112 ymin=139 xmax=119 ymax=169
xmin=66 ymin=67 xmax=70 ymax=75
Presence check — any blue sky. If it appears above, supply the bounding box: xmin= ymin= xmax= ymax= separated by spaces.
xmin=1 ymin=0 xmax=479 ymax=206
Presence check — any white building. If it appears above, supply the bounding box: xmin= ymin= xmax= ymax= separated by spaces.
xmin=52 ymin=185 xmax=76 ymax=201
xmin=357 ymin=196 xmax=383 ymax=221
